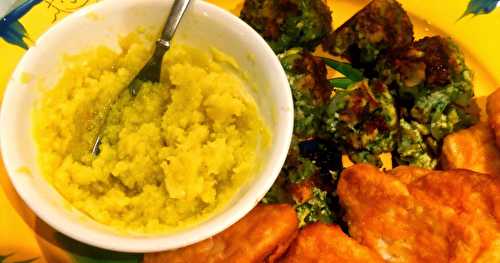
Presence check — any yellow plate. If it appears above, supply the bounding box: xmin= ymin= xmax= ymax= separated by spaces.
xmin=0 ymin=0 xmax=498 ymax=262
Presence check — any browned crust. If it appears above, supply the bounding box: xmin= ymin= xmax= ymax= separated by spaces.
xmin=281 ymin=222 xmax=384 ymax=263
xmin=487 ymin=88 xmax=500 ymax=148
xmin=143 ymin=204 xmax=299 ymax=263
xmin=440 ymin=122 xmax=500 ymax=176
xmin=337 ymin=164 xmax=500 ymax=263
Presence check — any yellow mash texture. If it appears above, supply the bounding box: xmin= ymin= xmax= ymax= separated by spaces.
xmin=33 ymin=32 xmax=270 ymax=233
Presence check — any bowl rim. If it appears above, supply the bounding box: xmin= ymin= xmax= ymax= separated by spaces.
xmin=0 ymin=0 xmax=293 ymax=253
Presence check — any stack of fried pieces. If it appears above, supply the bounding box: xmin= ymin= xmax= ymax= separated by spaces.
xmin=144 ymin=89 xmax=500 ymax=262
xmin=441 ymin=88 xmax=500 ymax=175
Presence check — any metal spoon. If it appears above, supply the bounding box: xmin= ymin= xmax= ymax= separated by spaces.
xmin=91 ymin=0 xmax=192 ymax=155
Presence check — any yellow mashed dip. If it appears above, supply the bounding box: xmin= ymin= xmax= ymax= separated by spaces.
xmin=33 ymin=32 xmax=270 ymax=233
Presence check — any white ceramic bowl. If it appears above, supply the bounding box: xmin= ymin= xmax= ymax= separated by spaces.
xmin=0 ymin=0 xmax=293 ymax=253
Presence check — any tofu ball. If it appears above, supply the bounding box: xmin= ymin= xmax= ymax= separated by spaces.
xmin=377 ymin=36 xmax=479 ymax=168
xmin=279 ymin=48 xmax=331 ymax=139
xmin=325 ymin=79 xmax=398 ymax=167
xmin=240 ymin=0 xmax=333 ymax=53
xmin=323 ymin=0 xmax=414 ymax=68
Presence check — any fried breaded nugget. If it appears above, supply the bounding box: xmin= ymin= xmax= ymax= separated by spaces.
xmin=143 ymin=204 xmax=298 ymax=263
xmin=441 ymin=123 xmax=500 ymax=175
xmin=388 ymin=165 xmax=429 ymax=184
xmin=281 ymin=223 xmax=384 ymax=263
xmin=337 ymin=164 xmax=500 ymax=263
xmin=487 ymin=88 xmax=500 ymax=148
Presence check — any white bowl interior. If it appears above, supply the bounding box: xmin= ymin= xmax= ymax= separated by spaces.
xmin=0 ymin=0 xmax=293 ymax=253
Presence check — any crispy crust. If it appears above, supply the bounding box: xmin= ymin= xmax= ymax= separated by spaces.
xmin=441 ymin=123 xmax=500 ymax=176
xmin=338 ymin=164 xmax=500 ymax=262
xmin=143 ymin=204 xmax=298 ymax=263
xmin=281 ymin=223 xmax=384 ymax=263
xmin=487 ymin=88 xmax=500 ymax=148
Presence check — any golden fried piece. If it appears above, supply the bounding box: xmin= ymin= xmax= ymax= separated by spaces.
xmin=487 ymin=88 xmax=500 ymax=148
xmin=441 ymin=123 xmax=500 ymax=175
xmin=388 ymin=165 xmax=430 ymax=184
xmin=281 ymin=223 xmax=384 ymax=263
xmin=337 ymin=164 xmax=500 ymax=263
xmin=143 ymin=204 xmax=298 ymax=263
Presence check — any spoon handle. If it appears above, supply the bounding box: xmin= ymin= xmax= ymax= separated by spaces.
xmin=157 ymin=0 xmax=192 ymax=48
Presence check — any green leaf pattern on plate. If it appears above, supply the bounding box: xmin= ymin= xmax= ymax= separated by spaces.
xmin=461 ymin=0 xmax=499 ymax=18
xmin=0 ymin=253 xmax=38 ymax=263
xmin=55 ymin=233 xmax=142 ymax=263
